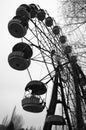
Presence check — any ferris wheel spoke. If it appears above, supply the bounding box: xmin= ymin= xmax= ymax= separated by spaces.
xmin=28 ymin=26 xmax=48 ymax=51
xmin=34 ymin=25 xmax=51 ymax=51
xmin=30 ymin=19 xmax=65 ymax=55
xmin=31 ymin=58 xmax=52 ymax=65
xmin=39 ymin=20 xmax=59 ymax=49
xmin=40 ymin=49 xmax=54 ymax=82
xmin=36 ymin=21 xmax=52 ymax=50
xmin=27 ymin=68 xmax=32 ymax=81
xmin=40 ymin=70 xmax=55 ymax=82
xmin=29 ymin=20 xmax=51 ymax=51
xmin=41 ymin=71 xmax=53 ymax=82
xmin=24 ymin=36 xmax=50 ymax=53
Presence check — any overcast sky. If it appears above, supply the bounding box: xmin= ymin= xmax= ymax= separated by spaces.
xmin=0 ymin=0 xmax=63 ymax=129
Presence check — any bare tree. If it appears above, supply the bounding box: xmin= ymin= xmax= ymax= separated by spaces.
xmin=61 ymin=0 xmax=86 ymax=29
xmin=1 ymin=106 xmax=24 ymax=130
xmin=10 ymin=106 xmax=24 ymax=130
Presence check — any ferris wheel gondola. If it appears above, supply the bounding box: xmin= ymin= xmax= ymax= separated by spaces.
xmin=22 ymin=80 xmax=46 ymax=113
xmin=16 ymin=4 xmax=38 ymax=18
xmin=45 ymin=115 xmax=66 ymax=125
xmin=8 ymin=42 xmax=33 ymax=70
xmin=45 ymin=17 xmax=53 ymax=27
xmin=8 ymin=16 xmax=29 ymax=38
xmin=25 ymin=80 xmax=47 ymax=95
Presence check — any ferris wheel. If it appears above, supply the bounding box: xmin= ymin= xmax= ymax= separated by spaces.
xmin=7 ymin=3 xmax=86 ymax=130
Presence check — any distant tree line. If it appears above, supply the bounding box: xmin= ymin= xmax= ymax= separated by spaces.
xmin=0 ymin=106 xmax=62 ymax=130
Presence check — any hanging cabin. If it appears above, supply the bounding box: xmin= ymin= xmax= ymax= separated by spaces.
xmin=45 ymin=115 xmax=66 ymax=126
xmin=45 ymin=17 xmax=53 ymax=27
xmin=22 ymin=80 xmax=47 ymax=113
xmin=8 ymin=16 xmax=28 ymax=38
xmin=8 ymin=42 xmax=33 ymax=70
xmin=16 ymin=4 xmax=38 ymax=18
xmin=36 ymin=9 xmax=46 ymax=21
